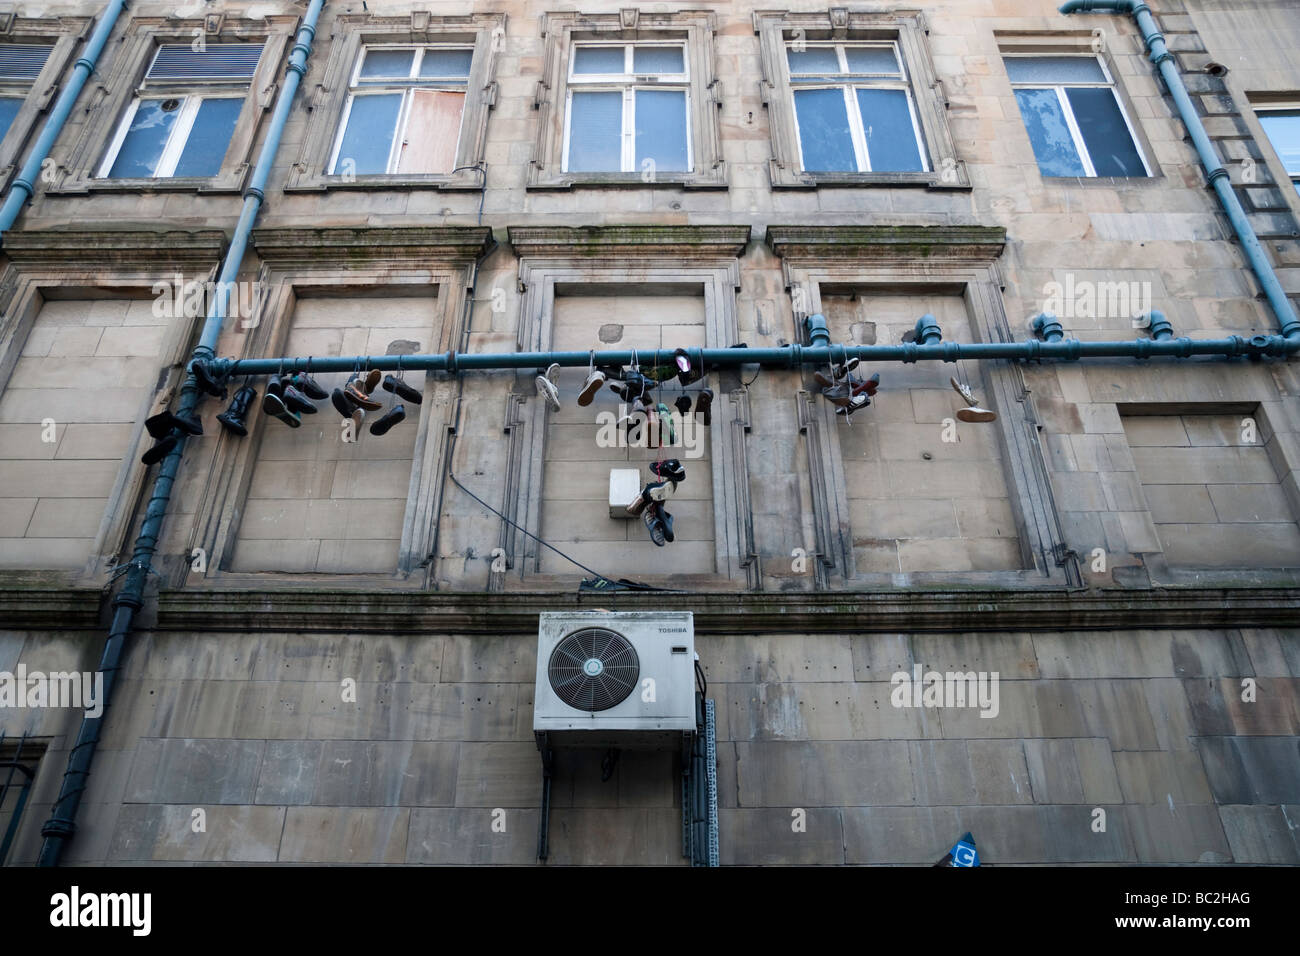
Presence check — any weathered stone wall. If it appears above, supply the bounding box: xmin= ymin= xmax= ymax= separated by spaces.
xmin=2 ymin=626 xmax=1298 ymax=864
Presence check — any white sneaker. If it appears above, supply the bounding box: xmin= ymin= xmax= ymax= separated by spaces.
xmin=950 ymin=376 xmax=977 ymax=407
xmin=535 ymin=372 xmax=561 ymax=411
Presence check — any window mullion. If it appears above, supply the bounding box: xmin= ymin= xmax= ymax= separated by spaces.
xmin=623 ymin=85 xmax=634 ymax=172
xmin=845 ymin=85 xmax=870 ymax=172
xmin=1057 ymin=85 xmax=1096 ymax=177
xmin=388 ymin=88 xmax=414 ymax=174
xmin=157 ymin=96 xmax=198 ymax=177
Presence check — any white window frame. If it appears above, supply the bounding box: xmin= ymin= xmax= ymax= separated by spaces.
xmin=561 ymin=41 xmax=693 ymax=174
xmin=1256 ymin=105 xmax=1300 ymax=194
xmin=327 ymin=43 xmax=473 ymax=176
xmin=96 ymin=92 xmax=246 ymax=179
xmin=1005 ymin=54 xmax=1152 ymax=178
xmin=786 ymin=40 xmax=929 ymax=174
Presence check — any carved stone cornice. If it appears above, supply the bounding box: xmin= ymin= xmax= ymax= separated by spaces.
xmin=251 ymin=226 xmax=494 ymax=269
xmin=142 ymin=587 xmax=1300 ymax=635
xmin=765 ymin=224 xmax=1007 ymax=264
xmin=0 ymin=229 xmax=227 ymax=271
xmin=508 ymin=225 xmax=751 ymax=260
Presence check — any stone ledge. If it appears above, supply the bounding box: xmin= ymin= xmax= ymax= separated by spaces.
xmin=507 ymin=225 xmax=752 ymax=261
xmin=0 ymin=228 xmax=228 ymax=269
xmin=250 ymin=226 xmax=495 ymax=268
xmin=0 ymin=580 xmax=105 ymax=629
xmin=765 ymin=224 xmax=1007 ymax=264
xmin=139 ymin=586 xmax=1300 ymax=634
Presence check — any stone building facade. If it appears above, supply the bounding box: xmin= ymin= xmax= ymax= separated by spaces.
xmin=0 ymin=0 xmax=1298 ymax=865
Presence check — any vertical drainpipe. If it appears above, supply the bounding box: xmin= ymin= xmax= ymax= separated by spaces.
xmin=0 ymin=0 xmax=129 ymax=232
xmin=36 ymin=0 xmax=327 ymax=866
xmin=1059 ymin=0 xmax=1300 ymax=337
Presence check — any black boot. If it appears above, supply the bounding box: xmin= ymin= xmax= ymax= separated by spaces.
xmin=369 ymin=403 xmax=406 ymax=436
xmin=674 ymin=394 xmax=692 ymax=417
xmin=694 ymin=388 xmax=714 ymax=427
xmin=381 ymin=375 xmax=423 ymax=404
xmin=145 ymin=409 xmax=202 ymax=439
xmin=141 ymin=434 xmax=178 ymax=466
xmin=331 ymin=387 xmax=358 ymax=417
xmin=191 ymin=360 xmax=228 ymax=399
xmin=217 ymin=385 xmax=257 ymax=437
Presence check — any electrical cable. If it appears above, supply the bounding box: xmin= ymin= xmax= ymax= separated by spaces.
xmin=694 ymin=659 xmax=707 ymax=697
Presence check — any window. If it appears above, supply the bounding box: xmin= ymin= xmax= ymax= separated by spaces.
xmin=98 ymin=44 xmax=263 ymax=179
xmin=329 ymin=45 xmax=473 ymax=176
xmin=786 ymin=42 xmax=926 ymax=174
xmin=1006 ymin=55 xmax=1150 ymax=178
xmin=1257 ymin=109 xmax=1300 ymax=195
xmin=0 ymin=43 xmax=52 ymax=141
xmin=563 ymin=42 xmax=691 ymax=174
xmin=753 ymin=11 xmax=966 ymax=189
xmin=528 ymin=10 xmax=724 ymax=189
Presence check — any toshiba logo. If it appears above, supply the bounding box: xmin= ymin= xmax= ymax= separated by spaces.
xmin=658 ymin=627 xmax=687 ymax=633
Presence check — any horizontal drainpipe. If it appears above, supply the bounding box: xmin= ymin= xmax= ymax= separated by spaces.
xmin=0 ymin=0 xmax=128 ymax=233
xmin=203 ymin=327 xmax=1300 ymax=380
xmin=36 ymin=0 xmax=326 ymax=867
xmin=1059 ymin=0 xmax=1300 ymax=338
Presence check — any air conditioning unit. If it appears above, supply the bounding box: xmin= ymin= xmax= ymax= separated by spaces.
xmin=534 ymin=611 xmax=696 ymax=749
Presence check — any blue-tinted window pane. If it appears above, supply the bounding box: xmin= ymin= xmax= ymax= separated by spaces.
xmin=172 ymin=97 xmax=242 ymax=177
xmin=856 ymin=88 xmax=924 ymax=172
xmin=1005 ymin=56 xmax=1106 ymax=84
xmin=106 ymin=99 xmax=178 ymax=178
xmin=1066 ymin=87 xmax=1146 ymax=176
xmin=793 ymin=88 xmax=857 ymax=171
xmin=1014 ymin=87 xmax=1085 ymax=177
xmin=787 ymin=47 xmax=841 ymax=75
xmin=360 ymin=49 xmax=414 ymax=79
xmin=635 ymin=89 xmax=688 ymax=172
xmin=0 ymin=97 xmax=22 ymax=140
xmin=332 ymin=93 xmax=402 ymax=174
xmin=845 ymin=46 xmax=899 ymax=74
xmin=633 ymin=46 xmax=684 ymax=74
xmin=573 ymin=47 xmax=625 ymax=75
xmin=419 ymin=48 xmax=473 ymax=79
xmin=1259 ymin=111 xmax=1300 ymax=176
xmin=568 ymin=90 xmax=623 ymax=171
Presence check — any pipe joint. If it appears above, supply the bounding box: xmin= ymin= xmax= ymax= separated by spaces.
xmin=804 ymin=313 xmax=831 ymax=348
xmin=444 ymin=349 xmax=458 ymax=373
xmin=40 ymin=818 xmax=75 ymax=840
xmin=1144 ymin=311 xmax=1173 ymax=340
xmin=1032 ymin=312 xmax=1065 ymax=342
xmin=914 ymin=314 xmax=943 ymax=345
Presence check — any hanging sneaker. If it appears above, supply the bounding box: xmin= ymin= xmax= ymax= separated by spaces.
xmin=536 ymin=364 xmax=561 ymax=411
xmin=344 ymin=377 xmax=382 ymax=411
xmin=694 ymin=388 xmax=713 ymax=427
xmin=642 ymin=506 xmax=667 ymax=547
xmin=369 ymin=403 xmax=406 ymax=436
xmin=627 ymin=479 xmax=671 ymax=517
xmin=650 ymin=459 xmax=686 ymax=483
xmin=290 ymin=372 xmax=329 ymax=400
xmin=835 ymin=393 xmax=871 ymax=416
xmin=813 ymin=370 xmax=836 ymax=389
xmin=950 ymin=376 xmax=978 ymax=407
xmin=957 ymin=405 xmax=997 ymax=423
xmin=282 ymin=383 xmax=318 ymax=414
xmin=822 ymin=383 xmax=852 ymax=408
xmin=656 ymin=402 xmax=676 ymax=446
xmin=674 ymin=394 xmax=692 ymax=416
xmin=332 ymin=387 xmax=358 ymax=417
xmin=382 ymin=375 xmax=423 ymax=404
xmin=656 ymin=502 xmax=675 ymax=543
xmin=577 ymin=368 xmax=606 ymax=406
xmin=854 ymin=372 xmax=881 ymax=397
xmin=833 ymin=357 xmax=860 ymax=381
xmin=349 ymin=407 xmax=366 ymax=436
xmin=262 ymin=391 xmax=302 ymax=428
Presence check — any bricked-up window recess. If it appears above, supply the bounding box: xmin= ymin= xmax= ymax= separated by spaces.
xmin=98 ymin=43 xmax=265 ymax=179
xmin=330 ymin=45 xmax=474 ymax=176
xmin=0 ymin=734 xmax=42 ymax=866
xmin=0 ymin=43 xmax=52 ymax=140
xmin=1257 ymin=107 xmax=1300 ymax=196
xmin=1005 ymin=55 xmax=1151 ymax=179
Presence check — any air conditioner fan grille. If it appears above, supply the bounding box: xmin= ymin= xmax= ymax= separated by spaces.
xmin=548 ymin=627 xmax=640 ymax=712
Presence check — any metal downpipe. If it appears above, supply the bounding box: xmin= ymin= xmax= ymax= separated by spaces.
xmin=0 ymin=0 xmax=129 ymax=233
xmin=1059 ymin=0 xmax=1300 ymax=338
xmin=36 ymin=0 xmax=327 ymax=867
